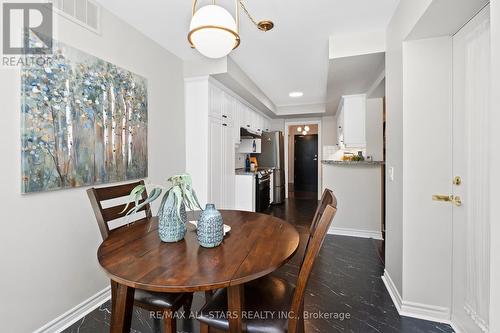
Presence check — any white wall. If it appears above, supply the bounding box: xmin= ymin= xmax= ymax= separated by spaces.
xmin=402 ymin=37 xmax=453 ymax=313
xmin=489 ymin=1 xmax=500 ymax=331
xmin=270 ymin=118 xmax=285 ymax=132
xmin=384 ymin=0 xmax=433 ymax=295
xmin=0 ymin=7 xmax=186 ymax=333
xmin=323 ymin=165 xmax=383 ymax=239
xmin=322 ymin=116 xmax=337 ymax=146
xmin=365 ymin=98 xmax=384 ymax=161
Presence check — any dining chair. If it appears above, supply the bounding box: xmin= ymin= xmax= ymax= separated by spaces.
xmin=196 ymin=189 xmax=338 ymax=333
xmin=87 ymin=180 xmax=193 ymax=333
xmin=302 ymin=188 xmax=337 ymax=263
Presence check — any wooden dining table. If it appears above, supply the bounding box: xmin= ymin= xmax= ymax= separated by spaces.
xmin=97 ymin=210 xmax=300 ymax=333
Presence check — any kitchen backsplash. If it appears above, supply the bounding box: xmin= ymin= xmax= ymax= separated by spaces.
xmin=323 ymin=145 xmax=366 ymax=160
xmin=235 ymin=153 xmax=247 ymax=169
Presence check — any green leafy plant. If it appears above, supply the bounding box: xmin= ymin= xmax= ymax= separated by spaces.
xmin=122 ymin=174 xmax=201 ymax=220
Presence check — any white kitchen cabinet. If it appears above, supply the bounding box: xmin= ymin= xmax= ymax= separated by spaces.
xmin=222 ymin=122 xmax=235 ymax=208
xmin=185 ymin=77 xmax=267 ymax=208
xmin=209 ymin=84 xmax=222 ymax=119
xmin=264 ymin=118 xmax=271 ymax=132
xmin=233 ymin=99 xmax=241 ymax=145
xmin=208 ymin=115 xmax=235 ymax=209
xmin=337 ymin=94 xmax=366 ymax=147
xmin=235 ymin=175 xmax=255 ymax=211
xmin=208 ymin=116 xmax=223 ymax=208
xmin=221 ymin=91 xmax=233 ymax=126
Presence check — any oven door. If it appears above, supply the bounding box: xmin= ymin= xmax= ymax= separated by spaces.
xmin=256 ymin=175 xmax=271 ymax=212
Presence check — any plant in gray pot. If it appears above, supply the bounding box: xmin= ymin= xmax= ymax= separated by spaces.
xmin=123 ymin=174 xmax=201 ymax=242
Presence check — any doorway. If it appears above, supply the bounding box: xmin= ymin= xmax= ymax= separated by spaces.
xmin=451 ymin=6 xmax=490 ymax=332
xmin=286 ymin=123 xmax=319 ymax=199
xmin=294 ymin=135 xmax=318 ymax=192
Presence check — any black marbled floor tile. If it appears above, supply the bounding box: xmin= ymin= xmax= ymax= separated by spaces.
xmin=63 ymin=195 xmax=454 ymax=333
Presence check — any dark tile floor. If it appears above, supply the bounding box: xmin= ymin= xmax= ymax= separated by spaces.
xmin=63 ymin=192 xmax=454 ymax=333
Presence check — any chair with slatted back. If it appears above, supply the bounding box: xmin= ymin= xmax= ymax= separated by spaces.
xmin=310 ymin=189 xmax=337 ymax=236
xmin=196 ymin=189 xmax=338 ymax=333
xmin=301 ymin=188 xmax=337 ymax=263
xmin=87 ymin=180 xmax=193 ymax=333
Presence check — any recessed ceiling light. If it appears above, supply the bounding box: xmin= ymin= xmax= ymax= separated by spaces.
xmin=289 ymin=91 xmax=303 ymax=98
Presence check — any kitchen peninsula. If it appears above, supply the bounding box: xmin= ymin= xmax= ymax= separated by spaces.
xmin=322 ymin=160 xmax=384 ymax=240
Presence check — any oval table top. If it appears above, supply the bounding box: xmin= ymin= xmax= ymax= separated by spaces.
xmin=98 ymin=210 xmax=300 ymax=293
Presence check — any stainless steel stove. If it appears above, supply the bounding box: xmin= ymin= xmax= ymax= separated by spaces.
xmin=255 ymin=169 xmax=272 ymax=212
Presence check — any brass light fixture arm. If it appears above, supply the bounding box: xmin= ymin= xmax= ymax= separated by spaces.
xmin=239 ymin=0 xmax=259 ymax=27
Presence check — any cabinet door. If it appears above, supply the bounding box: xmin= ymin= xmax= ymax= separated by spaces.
xmin=242 ymin=105 xmax=252 ymax=129
xmin=221 ymin=91 xmax=233 ymax=123
xmin=209 ymin=85 xmax=223 ymax=119
xmin=233 ymin=100 xmax=241 ymax=145
xmin=343 ymin=96 xmax=366 ymax=147
xmin=222 ymin=122 xmax=235 ymax=209
xmin=256 ymin=113 xmax=263 ymax=134
xmin=337 ymin=106 xmax=344 ymax=146
xmin=250 ymin=110 xmax=259 ymax=132
xmin=208 ymin=117 xmax=223 ymax=207
xmin=264 ymin=117 xmax=271 ymax=132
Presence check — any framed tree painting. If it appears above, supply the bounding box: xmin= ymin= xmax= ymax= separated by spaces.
xmin=21 ymin=41 xmax=148 ymax=193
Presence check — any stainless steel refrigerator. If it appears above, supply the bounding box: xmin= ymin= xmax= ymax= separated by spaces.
xmin=259 ymin=131 xmax=285 ymax=204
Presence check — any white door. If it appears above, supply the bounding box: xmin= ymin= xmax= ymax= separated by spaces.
xmin=208 ymin=116 xmax=223 ymax=208
xmin=452 ymin=6 xmax=491 ymax=333
xmin=222 ymin=122 xmax=235 ymax=209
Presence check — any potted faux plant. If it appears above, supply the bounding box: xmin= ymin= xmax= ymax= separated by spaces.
xmin=123 ymin=174 xmax=201 ymax=242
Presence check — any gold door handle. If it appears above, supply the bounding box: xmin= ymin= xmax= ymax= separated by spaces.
xmin=453 ymin=196 xmax=462 ymax=207
xmin=432 ymin=194 xmax=462 ymax=207
xmin=432 ymin=195 xmax=453 ymax=202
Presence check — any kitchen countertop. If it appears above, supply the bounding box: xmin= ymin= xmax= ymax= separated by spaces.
xmin=235 ymin=169 xmax=258 ymax=176
xmin=235 ymin=168 xmax=274 ymax=176
xmin=322 ymin=160 xmax=385 ymax=166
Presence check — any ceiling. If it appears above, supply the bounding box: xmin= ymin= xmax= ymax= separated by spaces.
xmin=95 ymin=0 xmax=399 ymax=115
xmin=326 ymin=52 xmax=385 ymax=114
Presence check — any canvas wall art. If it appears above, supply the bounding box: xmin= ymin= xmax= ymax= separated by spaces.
xmin=21 ymin=41 xmax=148 ymax=193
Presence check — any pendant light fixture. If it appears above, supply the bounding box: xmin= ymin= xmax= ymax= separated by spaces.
xmin=188 ymin=0 xmax=274 ymax=59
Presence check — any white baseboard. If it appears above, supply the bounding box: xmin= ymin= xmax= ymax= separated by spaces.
xmin=382 ymin=270 xmax=452 ymax=324
xmin=450 ymin=321 xmax=465 ymax=333
xmin=33 ymin=286 xmax=111 ymax=333
xmin=382 ymin=269 xmax=403 ymax=312
xmin=328 ymin=226 xmax=384 ymax=240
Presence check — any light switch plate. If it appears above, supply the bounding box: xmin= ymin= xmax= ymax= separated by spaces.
xmin=389 ymin=167 xmax=394 ymax=182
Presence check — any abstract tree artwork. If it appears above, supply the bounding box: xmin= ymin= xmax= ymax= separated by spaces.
xmin=21 ymin=41 xmax=148 ymax=193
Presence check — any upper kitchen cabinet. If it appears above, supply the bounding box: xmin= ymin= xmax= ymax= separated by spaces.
xmin=337 ymin=94 xmax=366 ymax=147
xmin=234 ymin=101 xmax=270 ymax=134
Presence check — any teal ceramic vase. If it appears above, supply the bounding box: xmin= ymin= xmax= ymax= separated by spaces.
xmin=158 ymin=193 xmax=187 ymax=242
xmin=197 ymin=204 xmax=224 ymax=248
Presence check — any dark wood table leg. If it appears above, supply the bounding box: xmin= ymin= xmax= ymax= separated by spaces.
xmin=111 ymin=280 xmax=118 ymax=314
xmin=110 ymin=282 xmax=135 ymax=333
xmin=227 ymin=284 xmax=244 ymax=333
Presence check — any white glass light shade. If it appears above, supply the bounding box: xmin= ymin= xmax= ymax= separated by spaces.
xmin=302 ymin=131 xmax=307 ymax=135
xmin=304 ymin=125 xmax=310 ymax=132
xmin=297 ymin=127 xmax=302 ymax=132
xmin=189 ymin=5 xmax=239 ymax=59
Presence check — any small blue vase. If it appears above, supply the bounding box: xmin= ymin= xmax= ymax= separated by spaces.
xmin=197 ymin=204 xmax=224 ymax=248
xmin=158 ymin=194 xmax=187 ymax=243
